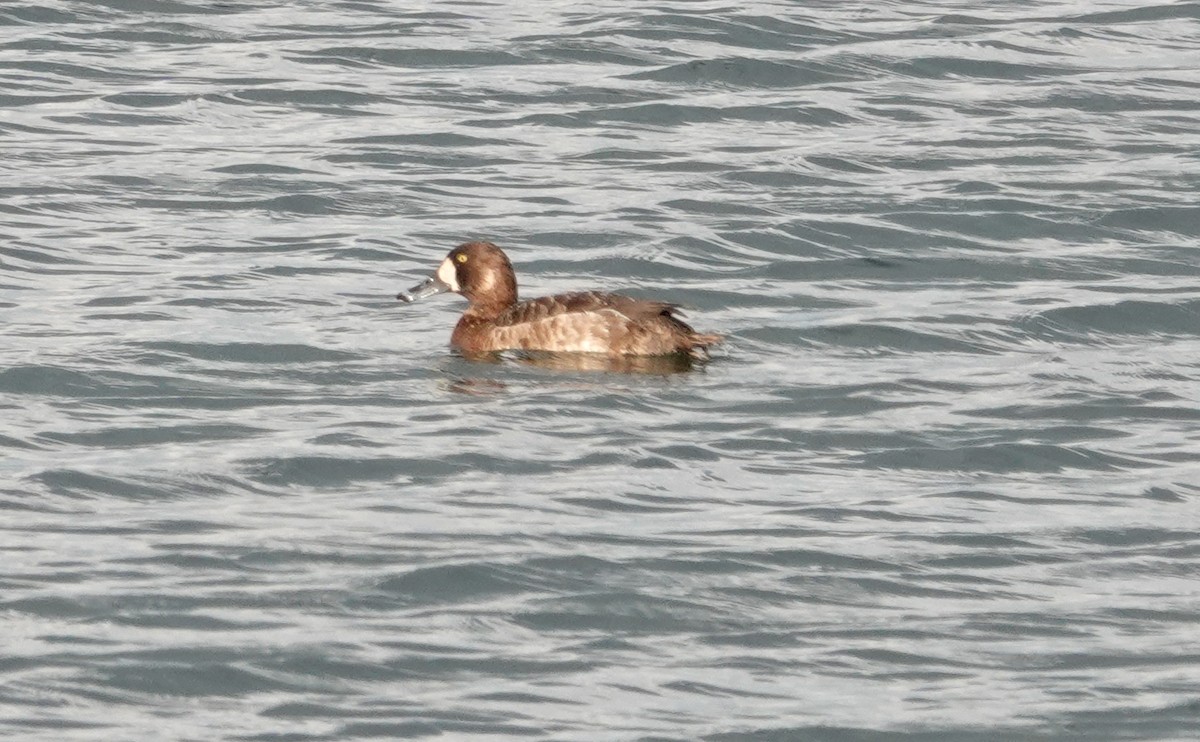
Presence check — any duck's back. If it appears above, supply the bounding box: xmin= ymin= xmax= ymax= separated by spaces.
xmin=452 ymin=291 xmax=719 ymax=357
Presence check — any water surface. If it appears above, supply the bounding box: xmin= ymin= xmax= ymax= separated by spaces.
xmin=2 ymin=1 xmax=1199 ymax=740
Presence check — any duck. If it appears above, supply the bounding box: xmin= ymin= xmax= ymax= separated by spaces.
xmin=397 ymin=241 xmax=721 ymax=358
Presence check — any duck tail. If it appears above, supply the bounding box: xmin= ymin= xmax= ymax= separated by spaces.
xmin=684 ymin=331 xmax=722 ymax=359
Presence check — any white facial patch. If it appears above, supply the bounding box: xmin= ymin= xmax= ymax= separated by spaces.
xmin=436 ymin=257 xmax=460 ymax=292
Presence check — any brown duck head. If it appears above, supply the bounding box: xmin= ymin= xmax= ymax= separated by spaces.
xmin=398 ymin=241 xmax=518 ymax=312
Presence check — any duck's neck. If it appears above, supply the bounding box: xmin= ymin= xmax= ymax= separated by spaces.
xmin=463 ymin=297 xmax=514 ymax=321
xmin=462 ymin=277 xmax=517 ymax=320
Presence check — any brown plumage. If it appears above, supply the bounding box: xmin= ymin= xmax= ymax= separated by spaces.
xmin=398 ymin=241 xmax=721 ymax=359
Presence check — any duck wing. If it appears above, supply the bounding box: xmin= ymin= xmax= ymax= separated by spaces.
xmin=487 ymin=292 xmax=713 ymax=356
xmin=498 ymin=292 xmax=680 ymax=326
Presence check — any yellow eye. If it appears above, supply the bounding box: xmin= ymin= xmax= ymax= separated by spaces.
xmin=456 ymin=254 xmax=468 ymax=264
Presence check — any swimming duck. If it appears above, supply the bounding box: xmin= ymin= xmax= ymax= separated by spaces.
xmin=398 ymin=241 xmax=721 ymax=358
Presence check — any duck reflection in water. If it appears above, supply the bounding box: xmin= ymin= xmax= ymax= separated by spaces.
xmin=441 ymin=349 xmax=701 ymax=394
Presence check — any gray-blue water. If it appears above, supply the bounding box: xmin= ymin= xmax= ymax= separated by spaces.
xmin=3 ymin=1 xmax=1199 ymax=739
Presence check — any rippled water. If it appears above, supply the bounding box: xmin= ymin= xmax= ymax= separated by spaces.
xmin=3 ymin=1 xmax=1200 ymax=739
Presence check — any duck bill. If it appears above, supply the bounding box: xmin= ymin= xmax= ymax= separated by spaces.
xmin=397 ymin=275 xmax=450 ymax=303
